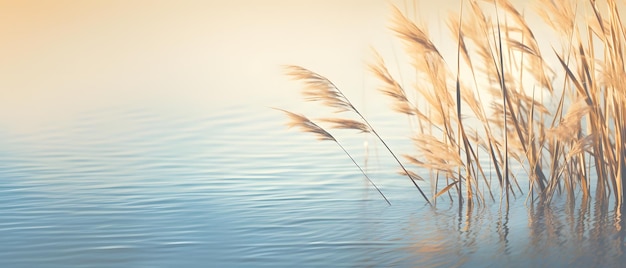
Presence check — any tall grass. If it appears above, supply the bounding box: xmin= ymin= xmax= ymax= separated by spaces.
xmin=278 ymin=0 xmax=626 ymax=209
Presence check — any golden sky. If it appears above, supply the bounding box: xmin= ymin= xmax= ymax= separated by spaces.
xmin=0 ymin=0 xmax=536 ymax=129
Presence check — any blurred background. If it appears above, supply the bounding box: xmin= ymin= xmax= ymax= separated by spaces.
xmin=1 ymin=0 xmax=535 ymax=131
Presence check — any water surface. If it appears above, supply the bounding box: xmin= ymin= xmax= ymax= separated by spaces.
xmin=1 ymin=103 xmax=625 ymax=267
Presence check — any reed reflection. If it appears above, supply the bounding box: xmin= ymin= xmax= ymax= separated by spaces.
xmin=400 ymin=195 xmax=626 ymax=267
xmin=403 ymin=204 xmax=470 ymax=267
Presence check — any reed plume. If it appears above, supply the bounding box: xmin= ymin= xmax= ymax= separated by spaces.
xmin=279 ymin=0 xmax=626 ymax=210
xmin=282 ymin=65 xmax=431 ymax=205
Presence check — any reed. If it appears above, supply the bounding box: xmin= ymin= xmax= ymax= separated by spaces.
xmin=278 ymin=0 xmax=626 ymax=209
xmin=274 ymin=108 xmax=391 ymax=205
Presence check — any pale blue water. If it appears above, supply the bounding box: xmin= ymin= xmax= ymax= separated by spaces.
xmin=1 ymin=104 xmax=625 ymax=267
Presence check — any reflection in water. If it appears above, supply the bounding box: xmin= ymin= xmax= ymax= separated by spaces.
xmin=402 ymin=208 xmax=467 ymax=267
xmin=497 ymin=205 xmax=510 ymax=256
xmin=400 ymin=195 xmax=626 ymax=267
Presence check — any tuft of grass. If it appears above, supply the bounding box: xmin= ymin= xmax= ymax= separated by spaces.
xmin=277 ymin=0 xmax=626 ymax=210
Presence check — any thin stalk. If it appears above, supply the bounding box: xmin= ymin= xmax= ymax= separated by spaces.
xmin=456 ymin=0 xmax=466 ymax=207
xmin=276 ymin=109 xmax=391 ymax=205
xmin=495 ymin=0 xmax=510 ymax=207
xmin=359 ymin=112 xmax=432 ymax=205
xmin=335 ymin=141 xmax=392 ymax=206
xmin=325 ymin=79 xmax=433 ymax=206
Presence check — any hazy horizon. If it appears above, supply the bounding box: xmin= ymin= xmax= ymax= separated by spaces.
xmin=1 ymin=0 xmax=533 ymax=131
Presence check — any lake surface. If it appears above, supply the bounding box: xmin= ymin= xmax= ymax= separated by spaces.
xmin=1 ymin=103 xmax=626 ymax=267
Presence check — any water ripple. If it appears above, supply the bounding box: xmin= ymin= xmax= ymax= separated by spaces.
xmin=0 ymin=106 xmax=625 ymax=267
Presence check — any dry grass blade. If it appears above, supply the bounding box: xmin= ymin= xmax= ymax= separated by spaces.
xmin=548 ymin=98 xmax=591 ymax=141
xmin=435 ymin=181 xmax=460 ymax=199
xmin=276 ymin=108 xmax=335 ymax=141
xmin=320 ymin=118 xmax=371 ymax=133
xmin=390 ymin=5 xmax=442 ymax=58
xmin=507 ymin=39 xmax=537 ymax=56
xmin=369 ymin=50 xmax=424 ymax=117
xmin=407 ymin=135 xmax=464 ymax=174
xmin=400 ymin=169 xmax=425 ymax=181
xmin=554 ymin=50 xmax=590 ymax=100
xmin=567 ymin=135 xmax=595 ymax=159
xmin=533 ymin=0 xmax=576 ymax=34
xmin=284 ymin=65 xmax=353 ymax=113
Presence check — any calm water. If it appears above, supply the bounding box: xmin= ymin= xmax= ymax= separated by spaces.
xmin=1 ymin=104 xmax=625 ymax=267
